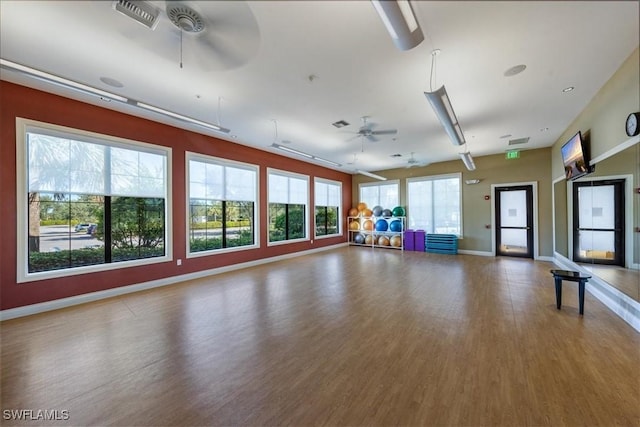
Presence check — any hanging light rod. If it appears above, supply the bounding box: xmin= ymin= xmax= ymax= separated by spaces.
xmin=136 ymin=102 xmax=230 ymax=133
xmin=272 ymin=143 xmax=313 ymax=159
xmin=424 ymin=85 xmax=466 ymax=146
xmin=356 ymin=169 xmax=387 ymax=181
xmin=0 ymin=58 xmax=128 ymax=103
xmin=271 ymin=143 xmax=342 ymax=167
xmin=459 ymin=151 xmax=476 ymax=171
xmin=371 ymin=0 xmax=424 ymax=51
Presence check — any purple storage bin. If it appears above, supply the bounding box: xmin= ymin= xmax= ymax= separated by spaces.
xmin=414 ymin=230 xmax=426 ymax=252
xmin=404 ymin=230 xmax=415 ymax=251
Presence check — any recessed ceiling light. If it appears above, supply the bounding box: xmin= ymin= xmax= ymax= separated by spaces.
xmin=562 ymin=86 xmax=575 ymax=93
xmin=99 ymin=76 xmax=124 ymax=88
xmin=540 ymin=127 xmax=549 ymax=132
xmin=504 ymin=64 xmax=526 ymax=77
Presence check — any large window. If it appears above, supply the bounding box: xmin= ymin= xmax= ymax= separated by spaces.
xmin=407 ymin=173 xmax=462 ymax=236
xmin=359 ymin=181 xmax=399 ymax=209
xmin=18 ymin=119 xmax=169 ymax=281
xmin=187 ymin=154 xmax=258 ymax=254
xmin=314 ymin=178 xmax=341 ymax=237
xmin=268 ymin=169 xmax=308 ymax=243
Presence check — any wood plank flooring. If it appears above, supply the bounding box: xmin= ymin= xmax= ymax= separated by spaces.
xmin=2 ymin=248 xmax=639 ymax=426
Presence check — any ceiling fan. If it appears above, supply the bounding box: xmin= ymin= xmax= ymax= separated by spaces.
xmin=113 ymin=0 xmax=261 ymax=71
xmin=405 ymin=152 xmax=427 ymax=168
xmin=348 ymin=116 xmax=398 ymax=143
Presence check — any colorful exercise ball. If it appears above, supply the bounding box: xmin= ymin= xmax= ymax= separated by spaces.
xmin=353 ymin=233 xmax=365 ymax=244
xmin=377 ymin=236 xmax=390 ymax=246
xmin=348 ymin=207 xmax=359 ymax=217
xmin=357 ymin=202 xmax=368 ymax=211
xmin=362 ymin=219 xmax=373 ymax=231
xmin=349 ymin=220 xmax=360 ymax=231
xmin=365 ymin=234 xmax=375 ymax=245
xmin=389 ymin=220 xmax=403 ymax=232
xmin=375 ymin=219 xmax=389 ymax=231
xmin=362 ymin=208 xmax=373 ymax=217
xmin=372 ymin=205 xmax=383 ymax=217
xmin=382 ymin=208 xmax=393 ymax=218
xmin=390 ymin=235 xmax=403 ymax=247
xmin=392 ymin=206 xmax=406 ymax=217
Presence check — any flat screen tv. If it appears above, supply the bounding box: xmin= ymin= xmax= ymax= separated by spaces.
xmin=561 ymin=131 xmax=591 ymax=180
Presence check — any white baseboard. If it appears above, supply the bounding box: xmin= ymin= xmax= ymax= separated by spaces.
xmin=0 ymin=243 xmax=348 ymax=321
xmin=458 ymin=249 xmax=493 ymax=257
xmin=536 ymin=256 xmax=554 ymax=262
xmin=552 ymin=252 xmax=640 ymax=332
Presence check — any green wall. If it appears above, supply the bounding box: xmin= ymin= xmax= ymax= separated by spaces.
xmin=352 ymin=147 xmax=552 ymax=256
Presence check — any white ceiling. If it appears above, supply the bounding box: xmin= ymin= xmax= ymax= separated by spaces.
xmin=1 ymin=1 xmax=638 ymax=173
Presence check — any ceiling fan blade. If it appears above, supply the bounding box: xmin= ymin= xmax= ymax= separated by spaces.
xmin=366 ymin=135 xmax=379 ymax=142
xmin=371 ymin=129 xmax=397 ymax=135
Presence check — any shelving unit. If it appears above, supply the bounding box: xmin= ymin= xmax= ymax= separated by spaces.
xmin=348 ymin=216 xmax=405 ymax=250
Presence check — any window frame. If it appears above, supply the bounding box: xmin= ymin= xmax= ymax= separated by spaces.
xmin=267 ymin=168 xmax=310 ymax=245
xmin=358 ymin=180 xmax=400 ymax=209
xmin=314 ymin=177 xmax=342 ymax=239
xmin=406 ymin=172 xmax=463 ymax=237
xmin=16 ymin=118 xmax=172 ymax=283
xmin=185 ymin=152 xmax=260 ymax=257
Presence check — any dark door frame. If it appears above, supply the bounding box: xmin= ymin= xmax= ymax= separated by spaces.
xmin=572 ymin=178 xmax=625 ymax=266
xmin=491 ymin=182 xmax=538 ymax=259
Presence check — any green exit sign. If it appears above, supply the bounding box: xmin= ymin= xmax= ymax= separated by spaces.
xmin=505 ymin=150 xmax=520 ymax=159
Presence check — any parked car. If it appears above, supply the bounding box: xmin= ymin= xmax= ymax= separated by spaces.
xmin=75 ymin=223 xmax=91 ymax=232
xmin=87 ymin=224 xmax=97 ymax=235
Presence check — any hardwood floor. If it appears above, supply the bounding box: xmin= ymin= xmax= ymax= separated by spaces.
xmin=2 ymin=248 xmax=639 ymax=426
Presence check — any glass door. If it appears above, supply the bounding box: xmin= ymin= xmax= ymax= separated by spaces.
xmin=495 ymin=185 xmax=533 ymax=258
xmin=573 ymin=179 xmax=624 ymax=266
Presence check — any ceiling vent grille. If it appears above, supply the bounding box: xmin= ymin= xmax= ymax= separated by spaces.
xmin=332 ymin=120 xmax=350 ymax=128
xmin=112 ymin=0 xmax=160 ymax=30
xmin=508 ymin=137 xmax=530 ymax=146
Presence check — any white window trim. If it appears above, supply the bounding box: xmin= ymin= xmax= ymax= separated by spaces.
xmin=314 ymin=177 xmax=343 ymax=239
xmin=185 ymin=152 xmax=260 ymax=258
xmin=267 ymin=168 xmax=310 ymax=245
xmin=358 ymin=179 xmax=400 ymax=208
xmin=406 ymin=172 xmax=463 ymax=237
xmin=16 ymin=117 xmax=173 ymax=283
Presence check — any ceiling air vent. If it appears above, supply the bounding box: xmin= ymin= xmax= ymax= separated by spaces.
xmin=112 ymin=0 xmax=161 ymax=30
xmin=332 ymin=120 xmax=349 ymax=128
xmin=508 ymin=137 xmax=530 ymax=146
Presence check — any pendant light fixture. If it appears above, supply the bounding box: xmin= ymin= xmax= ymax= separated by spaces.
xmin=371 ymin=0 xmax=424 ymax=51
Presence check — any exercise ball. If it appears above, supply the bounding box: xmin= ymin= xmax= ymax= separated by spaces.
xmin=372 ymin=205 xmax=383 ymax=217
xmin=377 ymin=235 xmax=390 ymax=246
xmin=362 ymin=208 xmax=373 ymax=217
xmin=357 ymin=202 xmax=368 ymax=212
xmin=349 ymin=220 xmax=360 ymax=231
xmin=348 ymin=207 xmax=359 ymax=217
xmin=389 ymin=220 xmax=403 ymax=232
xmin=362 ymin=219 xmax=373 ymax=231
xmin=390 ymin=235 xmax=403 ymax=247
xmin=375 ymin=219 xmax=388 ymax=232
xmin=382 ymin=209 xmax=393 ymax=218
xmin=365 ymin=234 xmax=374 ymax=245
xmin=392 ymin=206 xmax=405 ymax=217
xmin=353 ymin=233 xmax=365 ymax=244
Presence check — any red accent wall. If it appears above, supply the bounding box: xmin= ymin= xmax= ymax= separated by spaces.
xmin=0 ymin=81 xmax=352 ymax=310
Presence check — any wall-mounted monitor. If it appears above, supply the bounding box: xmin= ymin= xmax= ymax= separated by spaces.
xmin=561 ymin=131 xmax=592 ymax=180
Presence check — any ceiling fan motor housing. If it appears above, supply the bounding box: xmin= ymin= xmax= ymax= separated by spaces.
xmin=167 ymin=3 xmax=204 ymax=33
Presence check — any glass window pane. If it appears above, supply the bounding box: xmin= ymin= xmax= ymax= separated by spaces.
xmin=578 ymin=185 xmax=615 ymax=229
xmin=499 ymin=229 xmax=529 ymax=255
xmin=500 ymin=190 xmax=527 ymax=227
xmin=226 ymin=167 xmax=256 ymax=202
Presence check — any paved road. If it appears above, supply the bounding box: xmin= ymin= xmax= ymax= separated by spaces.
xmin=39 ymin=225 xmax=103 ymax=252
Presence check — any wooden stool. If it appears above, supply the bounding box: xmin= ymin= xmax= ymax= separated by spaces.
xmin=550 ymin=269 xmax=591 ymax=315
